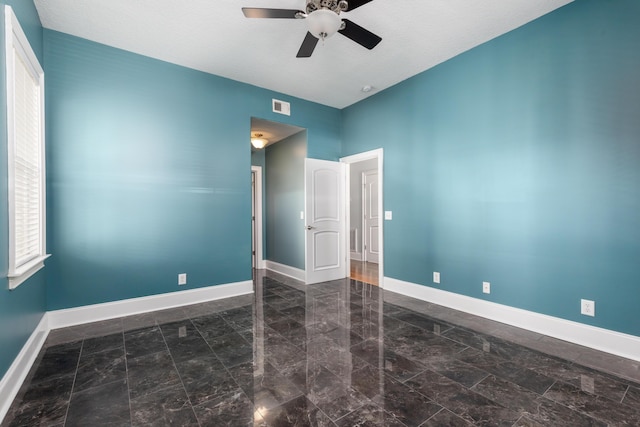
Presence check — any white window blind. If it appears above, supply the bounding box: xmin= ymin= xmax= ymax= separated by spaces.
xmin=5 ymin=5 xmax=48 ymax=289
xmin=13 ymin=51 xmax=42 ymax=266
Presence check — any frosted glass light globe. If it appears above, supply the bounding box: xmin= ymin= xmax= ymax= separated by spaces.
xmin=307 ymin=9 xmax=341 ymax=40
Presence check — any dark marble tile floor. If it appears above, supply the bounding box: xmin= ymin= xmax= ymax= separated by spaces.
xmin=3 ymin=270 xmax=640 ymax=426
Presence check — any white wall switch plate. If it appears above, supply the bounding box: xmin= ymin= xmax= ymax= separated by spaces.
xmin=300 ymin=211 xmax=304 ymax=220
xmin=581 ymin=299 xmax=595 ymax=316
xmin=178 ymin=273 xmax=187 ymax=285
xmin=482 ymin=281 xmax=491 ymax=294
xmin=433 ymin=272 xmax=440 ymax=284
xmin=384 ymin=211 xmax=392 ymax=220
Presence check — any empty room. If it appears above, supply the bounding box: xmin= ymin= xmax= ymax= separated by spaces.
xmin=1 ymin=0 xmax=639 ymax=425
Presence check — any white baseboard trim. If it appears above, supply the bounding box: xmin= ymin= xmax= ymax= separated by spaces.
xmin=350 ymin=252 xmax=363 ymax=261
xmin=384 ymin=277 xmax=640 ymax=362
xmin=48 ymin=280 xmax=254 ymax=330
xmin=0 ymin=280 xmax=254 ymax=424
xmin=0 ymin=314 xmax=49 ymax=422
xmin=265 ymin=261 xmax=306 ymax=283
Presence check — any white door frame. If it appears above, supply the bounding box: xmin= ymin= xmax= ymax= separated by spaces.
xmin=362 ymin=169 xmax=379 ymax=264
xmin=251 ymin=166 xmax=265 ymax=269
xmin=340 ymin=149 xmax=384 ymax=288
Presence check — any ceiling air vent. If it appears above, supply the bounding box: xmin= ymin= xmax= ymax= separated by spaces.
xmin=272 ymin=99 xmax=291 ymax=116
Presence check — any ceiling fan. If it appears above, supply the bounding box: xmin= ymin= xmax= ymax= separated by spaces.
xmin=242 ymin=0 xmax=382 ymax=58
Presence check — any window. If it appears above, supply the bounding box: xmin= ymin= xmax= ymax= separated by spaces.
xmin=5 ymin=6 xmax=48 ymax=289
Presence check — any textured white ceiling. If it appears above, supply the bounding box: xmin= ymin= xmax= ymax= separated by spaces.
xmin=34 ymin=0 xmax=572 ymax=109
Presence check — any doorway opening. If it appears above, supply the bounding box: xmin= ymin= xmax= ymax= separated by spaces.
xmin=250 ymin=117 xmax=383 ymax=288
xmin=341 ymin=149 xmax=384 ymax=288
xmin=250 ymin=117 xmax=306 ymax=279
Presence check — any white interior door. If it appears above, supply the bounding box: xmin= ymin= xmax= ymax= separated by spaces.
xmin=363 ymin=170 xmax=379 ymax=263
xmin=305 ymin=158 xmax=346 ymax=284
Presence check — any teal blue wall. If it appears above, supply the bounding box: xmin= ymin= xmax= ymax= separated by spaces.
xmin=251 ymin=148 xmax=266 ymax=169
xmin=342 ymin=0 xmax=640 ymax=336
xmin=265 ymin=131 xmax=307 ymax=269
xmin=0 ymin=0 xmax=47 ymax=379
xmin=44 ymin=30 xmax=340 ymax=309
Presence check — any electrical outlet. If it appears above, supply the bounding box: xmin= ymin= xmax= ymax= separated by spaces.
xmin=482 ymin=281 xmax=491 ymax=294
xmin=433 ymin=272 xmax=440 ymax=284
xmin=581 ymin=299 xmax=595 ymax=316
xmin=178 ymin=273 xmax=187 ymax=286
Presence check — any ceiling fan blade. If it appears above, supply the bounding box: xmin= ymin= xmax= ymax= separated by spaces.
xmin=297 ymin=32 xmax=319 ymax=58
xmin=338 ymin=19 xmax=382 ymax=50
xmin=344 ymin=0 xmax=374 ymax=11
xmin=242 ymin=8 xmax=303 ymax=19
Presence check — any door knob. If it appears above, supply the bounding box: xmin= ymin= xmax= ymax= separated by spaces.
xmin=306 ymin=225 xmax=315 ymax=230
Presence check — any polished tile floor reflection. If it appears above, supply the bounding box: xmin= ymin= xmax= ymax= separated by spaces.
xmin=3 ymin=270 xmax=640 ymax=426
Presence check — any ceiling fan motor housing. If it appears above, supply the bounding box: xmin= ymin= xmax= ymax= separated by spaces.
xmin=306 ymin=0 xmax=348 ymax=14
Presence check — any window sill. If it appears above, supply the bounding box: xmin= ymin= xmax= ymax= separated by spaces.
xmin=8 ymin=254 xmax=51 ymax=290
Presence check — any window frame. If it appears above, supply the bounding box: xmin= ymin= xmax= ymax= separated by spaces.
xmin=5 ymin=5 xmax=49 ymax=290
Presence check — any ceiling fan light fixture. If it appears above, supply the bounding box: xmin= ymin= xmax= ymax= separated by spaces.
xmin=251 ymin=134 xmax=268 ymax=149
xmin=307 ymin=9 xmax=342 ymax=41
